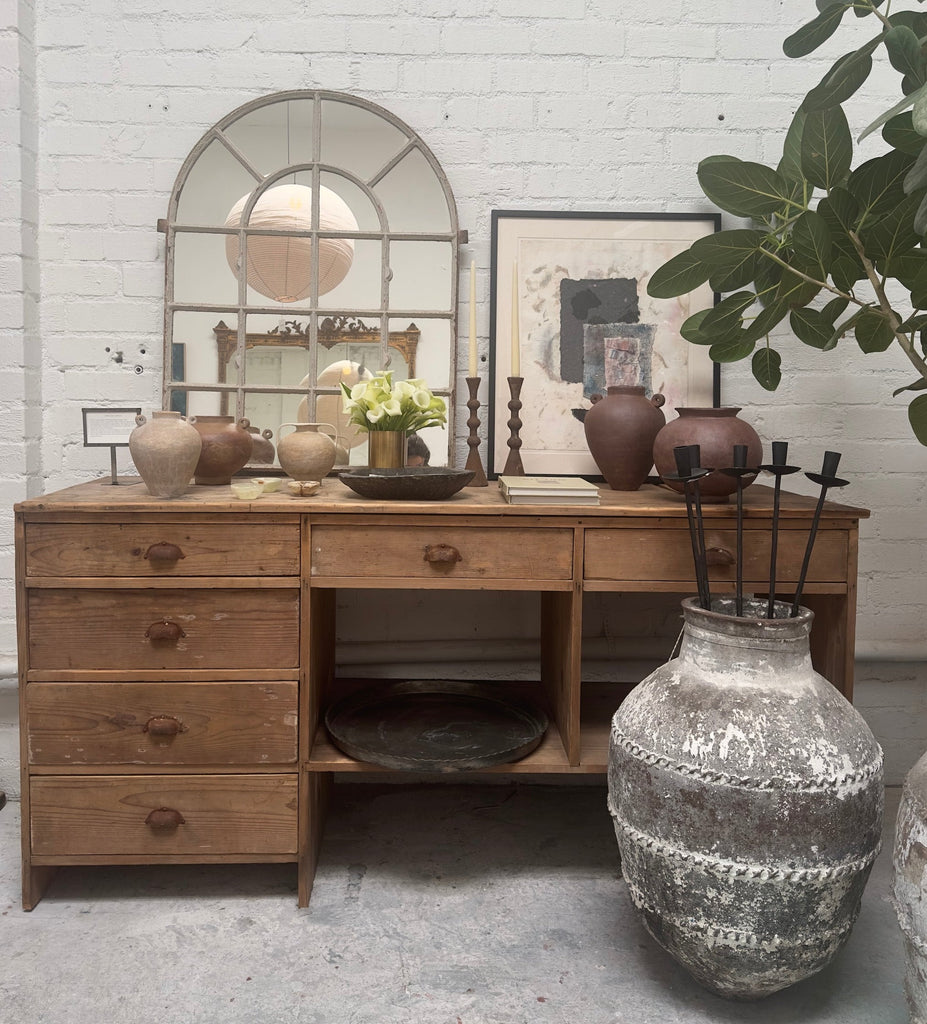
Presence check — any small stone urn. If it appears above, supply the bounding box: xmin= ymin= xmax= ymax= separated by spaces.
xmin=583 ymin=386 xmax=666 ymax=490
xmin=609 ymin=597 xmax=884 ymax=1000
xmin=277 ymin=422 xmax=338 ymax=481
xmin=129 ymin=410 xmax=202 ymax=499
xmin=894 ymin=751 xmax=927 ymax=1022
xmin=191 ymin=415 xmax=253 ymax=485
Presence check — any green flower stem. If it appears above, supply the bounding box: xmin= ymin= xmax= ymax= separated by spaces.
xmin=848 ymin=229 xmax=927 ymax=382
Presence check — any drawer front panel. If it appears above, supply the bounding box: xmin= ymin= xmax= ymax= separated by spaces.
xmin=311 ymin=525 xmax=573 ymax=580
xmin=27 ymin=589 xmax=299 ymax=670
xmin=25 ymin=522 xmax=300 ymax=577
xmin=30 ymin=774 xmax=298 ymax=857
xmin=585 ymin=527 xmax=848 ymax=583
xmin=27 ymin=681 xmax=298 ymax=766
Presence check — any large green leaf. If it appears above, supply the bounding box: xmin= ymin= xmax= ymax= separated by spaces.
xmin=884 ymin=25 xmax=926 ymax=85
xmin=689 ymin=229 xmax=765 ymax=268
xmin=915 ymin=87 xmax=927 ymax=136
xmin=680 ymin=308 xmax=716 ymax=345
xmin=740 ymin=297 xmax=790 ymax=343
xmin=778 ymin=108 xmax=807 ymax=184
xmin=821 ymin=295 xmax=850 ymax=323
xmin=791 ymin=307 xmax=837 ymax=348
xmin=646 ymin=248 xmax=713 ymax=299
xmin=752 ymin=347 xmax=782 ymax=391
xmin=915 ymin=191 xmax=927 ymax=235
xmin=699 ymin=291 xmax=757 ymax=334
xmin=709 ymin=257 xmax=761 ymax=294
xmin=709 ymin=334 xmax=756 ymax=363
xmin=846 ymin=149 xmax=916 ymax=228
xmin=862 ymin=190 xmax=924 ymax=268
xmin=854 ymin=0 xmax=886 ymax=15
xmin=784 ymin=5 xmax=848 ymax=57
xmin=816 ymin=188 xmax=866 ymax=286
xmin=904 ymin=143 xmax=927 ymax=193
xmin=858 ymin=80 xmax=927 ymax=142
xmin=697 ymin=160 xmax=795 ymax=218
xmin=831 ymin=254 xmax=865 ymax=291
xmin=802 ymin=45 xmax=875 ymax=112
xmin=908 ymin=393 xmax=927 ymax=444
xmin=792 ymin=210 xmax=833 ymax=280
xmin=800 ymin=106 xmax=852 ymax=189
xmin=909 ymin=261 xmax=927 ymax=308
xmin=887 ymin=10 xmax=927 ymax=37
xmin=855 ymin=309 xmax=896 ymax=352
xmin=754 ymin=247 xmax=785 ymax=303
xmin=883 ymin=112 xmax=927 ymax=155
xmin=776 ymin=256 xmax=823 ymax=307
xmin=893 ymin=377 xmax=927 ymax=396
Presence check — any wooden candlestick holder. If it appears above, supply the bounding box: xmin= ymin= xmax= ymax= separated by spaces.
xmin=464 ymin=377 xmax=488 ymax=487
xmin=502 ymin=375 xmax=525 ymax=476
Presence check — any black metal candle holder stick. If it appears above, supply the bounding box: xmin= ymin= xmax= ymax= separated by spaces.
xmin=671 ymin=443 xmax=849 ymax=620
xmin=463 ymin=377 xmax=488 ymax=487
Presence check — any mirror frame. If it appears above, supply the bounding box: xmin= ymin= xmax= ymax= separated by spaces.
xmin=161 ymin=89 xmax=461 ymax=465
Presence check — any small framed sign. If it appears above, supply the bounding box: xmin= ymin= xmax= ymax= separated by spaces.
xmin=81 ymin=407 xmax=141 ymax=447
xmin=81 ymin=407 xmax=141 ymax=484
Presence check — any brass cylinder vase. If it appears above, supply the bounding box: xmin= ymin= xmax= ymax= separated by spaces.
xmin=367 ymin=430 xmax=406 ymax=469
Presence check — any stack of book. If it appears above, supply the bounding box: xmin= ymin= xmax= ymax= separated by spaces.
xmin=498 ymin=475 xmax=600 ymax=505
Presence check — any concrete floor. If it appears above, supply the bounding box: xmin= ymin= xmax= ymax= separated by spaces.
xmin=0 ymin=782 xmax=907 ymax=1024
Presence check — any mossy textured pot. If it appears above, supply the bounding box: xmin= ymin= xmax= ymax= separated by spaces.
xmin=893 ymin=751 xmax=927 ymax=1023
xmin=609 ymin=597 xmax=883 ymax=1000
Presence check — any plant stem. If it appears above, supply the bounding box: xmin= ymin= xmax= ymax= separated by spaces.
xmin=757 ymin=248 xmax=854 ymax=303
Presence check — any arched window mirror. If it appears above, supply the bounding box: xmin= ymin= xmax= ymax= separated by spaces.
xmin=161 ymin=90 xmax=461 ymax=467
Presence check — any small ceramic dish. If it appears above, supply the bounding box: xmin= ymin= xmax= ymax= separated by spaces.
xmin=286 ymin=479 xmax=321 ymax=497
xmin=251 ymin=477 xmax=282 ymax=494
xmin=230 ymin=481 xmax=263 ymax=500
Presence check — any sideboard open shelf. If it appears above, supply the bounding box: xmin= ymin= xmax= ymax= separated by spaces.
xmin=15 ymin=480 xmax=868 ymax=908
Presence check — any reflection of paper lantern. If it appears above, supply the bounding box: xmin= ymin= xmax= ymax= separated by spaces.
xmin=298 ymin=360 xmax=372 ymax=450
xmin=224 ymin=184 xmax=357 ymax=302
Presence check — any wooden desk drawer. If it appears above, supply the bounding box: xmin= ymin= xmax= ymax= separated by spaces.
xmin=584 ymin=527 xmax=848 ymax=583
xmin=311 ymin=525 xmax=573 ymax=580
xmin=27 ymin=589 xmax=299 ymax=671
xmin=30 ymin=774 xmax=298 ymax=857
xmin=26 ymin=681 xmax=298 ymax=766
xmin=25 ymin=522 xmax=300 ymax=577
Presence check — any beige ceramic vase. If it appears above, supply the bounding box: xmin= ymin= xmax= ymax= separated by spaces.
xmin=129 ymin=411 xmax=202 ymax=499
xmin=277 ymin=422 xmax=338 ymax=481
xmin=191 ymin=415 xmax=253 ymax=485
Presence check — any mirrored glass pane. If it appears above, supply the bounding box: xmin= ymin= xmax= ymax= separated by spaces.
xmin=223 ymin=98 xmax=315 ymax=179
xmin=320 ymin=170 xmax=379 ymax=232
xmin=389 ymin=317 xmax=451 ymax=391
xmin=320 ymin=99 xmax=408 ymax=183
xmin=317 ymin=238 xmax=383 ymax=312
xmin=173 ymin=232 xmax=239 ymax=306
xmin=175 ymin=139 xmax=261 ymax=227
xmin=389 ymin=241 xmax=453 ymax=312
xmin=377 ymin=148 xmax=451 ymax=232
xmin=171 ymin=310 xmax=229 ymax=387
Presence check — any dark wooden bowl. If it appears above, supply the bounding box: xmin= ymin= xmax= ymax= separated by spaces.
xmin=339 ymin=466 xmax=474 ymax=501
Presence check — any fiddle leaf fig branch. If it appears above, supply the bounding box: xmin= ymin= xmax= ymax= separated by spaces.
xmin=647 ymin=0 xmax=927 ymax=445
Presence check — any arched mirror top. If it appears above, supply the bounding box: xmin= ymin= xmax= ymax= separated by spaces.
xmin=162 ymin=90 xmax=460 ymax=469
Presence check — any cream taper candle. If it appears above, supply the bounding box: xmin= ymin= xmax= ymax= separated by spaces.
xmin=468 ymin=260 xmax=477 ymax=377
xmin=511 ymin=259 xmax=520 ymax=377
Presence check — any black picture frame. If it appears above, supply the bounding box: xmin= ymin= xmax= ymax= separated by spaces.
xmin=488 ymin=210 xmax=721 ymax=478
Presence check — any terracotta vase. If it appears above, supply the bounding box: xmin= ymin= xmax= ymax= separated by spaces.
xmin=893 ymin=751 xmax=927 ymax=1022
xmin=583 ymin=386 xmax=666 ymax=490
xmin=653 ymin=407 xmax=764 ymax=502
xmin=191 ymin=415 xmax=253 ymax=485
xmin=129 ymin=410 xmax=202 ymax=499
xmin=368 ymin=430 xmax=407 ymax=469
xmin=609 ymin=597 xmax=883 ymax=1000
xmin=277 ymin=422 xmax=338 ymax=481
xmin=247 ymin=425 xmax=275 ymax=465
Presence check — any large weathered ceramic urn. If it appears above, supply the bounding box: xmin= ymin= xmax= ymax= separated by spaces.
xmin=609 ymin=596 xmax=884 ymax=1000
xmin=893 ymin=751 xmax=927 ymax=1023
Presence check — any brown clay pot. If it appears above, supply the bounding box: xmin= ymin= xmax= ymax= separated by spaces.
xmin=191 ymin=415 xmax=253 ymax=485
xmin=653 ymin=407 xmax=763 ymax=502
xmin=583 ymin=386 xmax=666 ymax=490
xmin=247 ymin=425 xmax=275 ymax=464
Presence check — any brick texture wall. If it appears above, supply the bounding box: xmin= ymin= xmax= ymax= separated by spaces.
xmin=2 ymin=0 xmax=926 ymax=665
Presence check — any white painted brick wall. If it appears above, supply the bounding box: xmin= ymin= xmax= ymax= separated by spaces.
xmin=1 ymin=0 xmax=926 ymax=676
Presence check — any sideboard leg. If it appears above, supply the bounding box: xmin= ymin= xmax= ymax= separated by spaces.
xmin=23 ymin=865 xmax=56 ymax=911
xmin=298 ymin=770 xmax=332 ymax=908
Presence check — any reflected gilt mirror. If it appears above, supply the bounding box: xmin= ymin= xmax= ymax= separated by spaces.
xmin=161 ymin=90 xmax=461 ymax=467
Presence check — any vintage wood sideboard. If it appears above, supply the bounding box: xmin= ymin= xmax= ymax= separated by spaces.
xmin=14 ymin=479 xmax=868 ymax=909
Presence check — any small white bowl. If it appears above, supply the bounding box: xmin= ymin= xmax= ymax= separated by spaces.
xmin=230 ymin=481 xmax=263 ymax=500
xmin=251 ymin=477 xmax=281 ymax=494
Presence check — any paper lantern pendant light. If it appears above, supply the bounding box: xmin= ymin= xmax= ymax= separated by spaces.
xmin=224 ymin=183 xmax=358 ymax=302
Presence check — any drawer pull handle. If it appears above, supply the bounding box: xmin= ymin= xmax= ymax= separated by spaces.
xmin=705 ymin=547 xmax=735 ymax=567
xmin=144 ymin=542 xmax=185 ymax=563
xmin=145 ymin=620 xmax=186 ymax=644
xmin=144 ymin=715 xmax=182 ymax=737
xmin=145 ymin=807 xmax=185 ymax=830
xmin=424 ymin=543 xmax=462 ymax=565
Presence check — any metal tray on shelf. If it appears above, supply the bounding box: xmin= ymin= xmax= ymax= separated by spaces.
xmin=323 ymin=680 xmax=548 ymax=771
